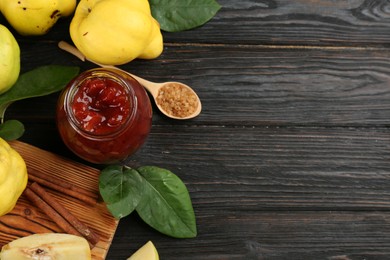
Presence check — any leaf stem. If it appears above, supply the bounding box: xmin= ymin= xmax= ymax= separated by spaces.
xmin=0 ymin=102 xmax=11 ymax=124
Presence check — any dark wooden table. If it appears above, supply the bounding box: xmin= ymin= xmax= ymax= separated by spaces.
xmin=2 ymin=0 xmax=390 ymax=259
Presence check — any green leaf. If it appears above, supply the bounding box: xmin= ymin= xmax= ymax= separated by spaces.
xmin=149 ymin=0 xmax=221 ymax=32
xmin=99 ymin=165 xmax=144 ymax=219
xmin=0 ymin=120 xmax=25 ymax=141
xmin=0 ymin=65 xmax=79 ymax=105
xmin=0 ymin=65 xmax=79 ymax=140
xmin=0 ymin=65 xmax=80 ymax=120
xmin=135 ymin=166 xmax=197 ymax=238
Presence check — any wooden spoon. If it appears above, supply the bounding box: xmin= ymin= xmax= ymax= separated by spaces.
xmin=58 ymin=41 xmax=202 ymax=120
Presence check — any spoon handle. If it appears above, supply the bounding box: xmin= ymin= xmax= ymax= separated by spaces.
xmin=58 ymin=41 xmax=159 ymax=97
xmin=123 ymin=73 xmax=160 ymax=97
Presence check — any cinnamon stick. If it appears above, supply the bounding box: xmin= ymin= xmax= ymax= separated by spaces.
xmin=25 ymin=182 xmax=100 ymax=247
xmin=24 ymin=187 xmax=83 ymax=237
xmin=28 ymin=168 xmax=98 ymax=205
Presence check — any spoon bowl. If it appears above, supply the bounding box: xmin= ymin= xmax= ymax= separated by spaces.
xmin=58 ymin=41 xmax=202 ymax=120
xmin=126 ymin=74 xmax=202 ymax=120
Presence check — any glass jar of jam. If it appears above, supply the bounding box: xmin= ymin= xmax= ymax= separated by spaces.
xmin=56 ymin=68 xmax=152 ymax=164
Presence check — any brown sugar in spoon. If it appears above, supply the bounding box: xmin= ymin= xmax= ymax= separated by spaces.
xmin=58 ymin=41 xmax=202 ymax=120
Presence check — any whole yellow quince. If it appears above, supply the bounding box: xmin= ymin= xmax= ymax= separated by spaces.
xmin=0 ymin=138 xmax=28 ymax=217
xmin=70 ymin=0 xmax=163 ymax=65
xmin=0 ymin=0 xmax=76 ymax=36
xmin=0 ymin=24 xmax=20 ymax=95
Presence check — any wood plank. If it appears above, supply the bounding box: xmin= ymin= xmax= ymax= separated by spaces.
xmin=129 ymin=125 xmax=390 ymax=211
xmin=158 ymin=0 xmax=390 ymax=46
xmin=0 ymin=141 xmax=119 ymax=260
xmin=107 ymin=211 xmax=390 ymax=259
xmin=7 ymin=42 xmax=390 ymax=126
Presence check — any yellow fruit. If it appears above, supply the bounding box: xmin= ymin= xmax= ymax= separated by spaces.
xmin=0 ymin=0 xmax=76 ymax=36
xmin=0 ymin=233 xmax=91 ymax=259
xmin=127 ymin=241 xmax=159 ymax=260
xmin=70 ymin=0 xmax=163 ymax=65
xmin=0 ymin=24 xmax=20 ymax=94
xmin=0 ymin=138 xmax=27 ymax=216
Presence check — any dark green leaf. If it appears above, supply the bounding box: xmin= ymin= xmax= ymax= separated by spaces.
xmin=136 ymin=166 xmax=197 ymax=238
xmin=99 ymin=165 xmax=144 ymax=219
xmin=0 ymin=65 xmax=79 ymax=110
xmin=0 ymin=120 xmax=25 ymax=141
xmin=150 ymin=0 xmax=221 ymax=32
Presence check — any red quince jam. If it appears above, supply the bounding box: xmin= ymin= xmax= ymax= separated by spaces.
xmin=72 ymin=78 xmax=130 ymax=135
xmin=56 ymin=68 xmax=152 ymax=164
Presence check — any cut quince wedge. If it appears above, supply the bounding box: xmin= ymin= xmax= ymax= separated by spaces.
xmin=0 ymin=233 xmax=91 ymax=260
xmin=127 ymin=241 xmax=159 ymax=260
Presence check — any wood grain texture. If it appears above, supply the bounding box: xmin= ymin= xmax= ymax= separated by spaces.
xmin=108 ymin=211 xmax=390 ymax=259
xmin=132 ymin=125 xmax=390 ymax=210
xmin=0 ymin=141 xmax=119 ymax=260
xmin=162 ymin=0 xmax=390 ymax=46
xmin=7 ymin=41 xmax=390 ymax=127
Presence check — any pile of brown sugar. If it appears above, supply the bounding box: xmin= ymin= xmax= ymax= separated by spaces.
xmin=156 ymin=83 xmax=199 ymax=118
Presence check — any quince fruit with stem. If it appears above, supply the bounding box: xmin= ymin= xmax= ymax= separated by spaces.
xmin=70 ymin=0 xmax=163 ymax=65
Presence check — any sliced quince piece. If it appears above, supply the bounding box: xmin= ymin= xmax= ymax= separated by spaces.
xmin=127 ymin=241 xmax=159 ymax=260
xmin=0 ymin=233 xmax=91 ymax=260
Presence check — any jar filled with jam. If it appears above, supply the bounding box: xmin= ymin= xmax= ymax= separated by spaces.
xmin=56 ymin=68 xmax=152 ymax=164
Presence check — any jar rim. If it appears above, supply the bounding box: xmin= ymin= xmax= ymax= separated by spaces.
xmin=63 ymin=68 xmax=137 ymax=140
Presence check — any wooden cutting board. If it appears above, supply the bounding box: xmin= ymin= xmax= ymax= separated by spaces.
xmin=0 ymin=141 xmax=119 ymax=260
